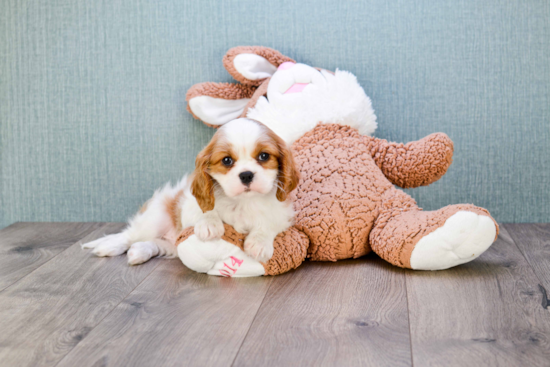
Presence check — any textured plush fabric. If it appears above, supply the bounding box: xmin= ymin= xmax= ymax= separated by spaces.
xmin=1 ymin=0 xmax=549 ymax=228
xmin=367 ymin=134 xmax=454 ymax=189
xmin=292 ymin=124 xmax=498 ymax=266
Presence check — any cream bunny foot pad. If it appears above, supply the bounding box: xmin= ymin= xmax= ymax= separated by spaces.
xmin=410 ymin=211 xmax=497 ymax=270
xmin=177 ymin=235 xmax=265 ymax=277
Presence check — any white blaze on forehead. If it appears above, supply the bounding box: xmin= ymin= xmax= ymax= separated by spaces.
xmin=219 ymin=118 xmax=264 ymax=159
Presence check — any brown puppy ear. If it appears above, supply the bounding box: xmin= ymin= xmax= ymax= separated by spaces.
xmin=223 ymin=46 xmax=295 ymax=86
xmin=270 ymin=132 xmax=300 ymax=202
xmin=186 ymin=82 xmax=256 ymax=128
xmin=191 ymin=144 xmax=216 ymax=212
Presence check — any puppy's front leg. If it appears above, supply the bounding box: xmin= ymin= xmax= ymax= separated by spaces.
xmin=244 ymin=230 xmax=276 ymax=263
xmin=194 ymin=210 xmax=225 ymax=241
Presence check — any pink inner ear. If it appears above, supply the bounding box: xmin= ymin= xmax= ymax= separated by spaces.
xmin=284 ymin=83 xmax=308 ymax=94
xmin=278 ymin=62 xmax=295 ymax=70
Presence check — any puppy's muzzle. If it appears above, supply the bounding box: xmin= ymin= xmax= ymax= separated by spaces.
xmin=239 ymin=171 xmax=254 ymax=186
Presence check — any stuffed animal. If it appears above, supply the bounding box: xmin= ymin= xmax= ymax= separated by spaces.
xmin=177 ymin=46 xmax=498 ymax=277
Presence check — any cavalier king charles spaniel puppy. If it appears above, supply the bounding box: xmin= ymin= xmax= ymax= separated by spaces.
xmin=82 ymin=118 xmax=299 ymax=265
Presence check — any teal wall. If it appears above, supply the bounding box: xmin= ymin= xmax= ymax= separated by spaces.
xmin=1 ymin=0 xmax=549 ymax=228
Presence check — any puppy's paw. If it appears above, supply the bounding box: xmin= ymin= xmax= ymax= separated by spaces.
xmin=90 ymin=233 xmax=130 ymax=257
xmin=194 ymin=216 xmax=225 ymax=241
xmin=244 ymin=235 xmax=274 ymax=263
xmin=127 ymin=241 xmax=159 ymax=265
xmin=81 ymin=233 xmax=118 ymax=249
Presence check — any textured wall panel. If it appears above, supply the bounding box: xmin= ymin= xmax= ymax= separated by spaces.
xmin=1 ymin=0 xmax=549 ymax=227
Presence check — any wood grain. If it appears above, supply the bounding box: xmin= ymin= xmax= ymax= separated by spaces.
xmin=504 ymin=223 xmax=550 ymax=290
xmin=2 ymin=223 xmax=550 ymax=367
xmin=0 ymin=222 xmax=159 ymax=367
xmin=0 ymin=222 xmax=105 ymax=291
xmin=56 ymin=260 xmax=274 ymax=367
xmin=233 ymin=257 xmax=412 ymax=367
xmin=406 ymin=226 xmax=550 ymax=367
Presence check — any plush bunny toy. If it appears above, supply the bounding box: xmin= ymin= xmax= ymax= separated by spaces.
xmin=176 ymin=46 xmax=498 ymax=277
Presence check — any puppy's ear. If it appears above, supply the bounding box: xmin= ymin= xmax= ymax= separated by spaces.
xmin=272 ymin=133 xmax=300 ymax=202
xmin=223 ymin=46 xmax=295 ymax=86
xmin=186 ymin=82 xmax=256 ymax=128
xmin=191 ymin=144 xmax=216 ymax=212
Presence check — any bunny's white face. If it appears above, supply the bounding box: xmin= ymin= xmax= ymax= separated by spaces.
xmin=248 ymin=62 xmax=377 ymax=144
xmin=267 ymin=62 xmax=327 ymax=102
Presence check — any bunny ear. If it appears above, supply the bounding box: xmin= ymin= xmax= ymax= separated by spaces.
xmin=223 ymin=46 xmax=295 ymax=86
xmin=186 ymin=82 xmax=256 ymax=127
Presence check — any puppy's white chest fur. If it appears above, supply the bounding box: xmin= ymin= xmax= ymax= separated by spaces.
xmin=215 ymin=190 xmax=294 ymax=235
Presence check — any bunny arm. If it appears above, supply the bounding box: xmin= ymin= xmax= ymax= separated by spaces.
xmin=176 ymin=224 xmax=309 ymax=276
xmin=364 ymin=133 xmax=454 ymax=189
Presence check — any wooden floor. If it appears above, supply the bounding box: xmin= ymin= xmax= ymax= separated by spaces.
xmin=0 ymin=223 xmax=549 ymax=366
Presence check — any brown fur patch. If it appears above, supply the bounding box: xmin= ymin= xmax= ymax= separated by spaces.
xmin=252 ymin=137 xmax=280 ymax=170
xmin=192 ymin=136 xmax=218 ymax=212
xmin=261 ymin=127 xmax=300 ymax=201
xmin=208 ymin=141 xmax=237 ymax=175
xmin=192 ymin=133 xmax=236 ymax=212
xmin=164 ymin=189 xmax=184 ymax=232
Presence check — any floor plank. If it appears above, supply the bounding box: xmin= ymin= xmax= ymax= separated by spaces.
xmin=56 ymin=260 xmax=274 ymax=367
xmin=0 ymin=223 xmax=160 ymax=367
xmin=504 ymin=223 xmax=550 ymax=291
xmin=233 ymin=257 xmax=412 ymax=367
xmin=406 ymin=226 xmax=550 ymax=367
xmin=0 ymin=222 xmax=104 ymax=291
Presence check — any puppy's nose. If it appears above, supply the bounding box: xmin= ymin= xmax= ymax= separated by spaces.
xmin=239 ymin=171 xmax=254 ymax=186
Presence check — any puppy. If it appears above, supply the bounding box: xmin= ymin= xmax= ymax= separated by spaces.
xmin=82 ymin=118 xmax=299 ymax=265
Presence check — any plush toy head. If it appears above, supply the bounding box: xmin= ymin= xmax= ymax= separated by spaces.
xmin=186 ymin=46 xmax=377 ymax=144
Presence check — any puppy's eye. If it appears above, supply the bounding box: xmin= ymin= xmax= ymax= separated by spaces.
xmin=258 ymin=152 xmax=270 ymax=161
xmin=222 ymin=157 xmax=233 ymax=166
